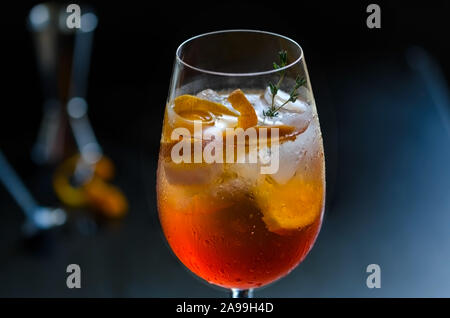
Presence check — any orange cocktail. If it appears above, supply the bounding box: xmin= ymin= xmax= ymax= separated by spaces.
xmin=157 ymin=87 xmax=325 ymax=289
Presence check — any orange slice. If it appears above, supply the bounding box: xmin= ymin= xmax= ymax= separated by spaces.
xmin=227 ymin=89 xmax=258 ymax=129
xmin=255 ymin=176 xmax=324 ymax=234
xmin=164 ymin=95 xmax=239 ymax=140
xmin=174 ymin=95 xmax=239 ymax=117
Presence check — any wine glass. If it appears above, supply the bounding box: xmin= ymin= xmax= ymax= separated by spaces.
xmin=157 ymin=30 xmax=325 ymax=298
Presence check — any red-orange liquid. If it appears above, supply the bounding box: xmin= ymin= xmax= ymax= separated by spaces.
xmin=157 ymin=158 xmax=324 ymax=289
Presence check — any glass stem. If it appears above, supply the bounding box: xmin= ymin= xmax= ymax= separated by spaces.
xmin=231 ymin=288 xmax=254 ymax=298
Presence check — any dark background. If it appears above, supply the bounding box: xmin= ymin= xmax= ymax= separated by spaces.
xmin=0 ymin=1 xmax=449 ymax=297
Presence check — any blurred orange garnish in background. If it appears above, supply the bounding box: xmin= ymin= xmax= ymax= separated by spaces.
xmin=53 ymin=154 xmax=128 ymax=218
xmin=84 ymin=178 xmax=128 ymax=218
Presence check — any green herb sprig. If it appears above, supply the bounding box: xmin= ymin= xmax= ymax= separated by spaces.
xmin=263 ymin=50 xmax=307 ymax=118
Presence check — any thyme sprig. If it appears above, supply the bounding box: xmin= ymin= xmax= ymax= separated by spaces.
xmin=263 ymin=50 xmax=307 ymax=118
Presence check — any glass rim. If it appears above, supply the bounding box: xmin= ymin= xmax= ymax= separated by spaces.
xmin=175 ymin=29 xmax=304 ymax=77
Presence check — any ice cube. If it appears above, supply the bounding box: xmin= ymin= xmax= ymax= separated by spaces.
xmin=257 ymin=87 xmax=311 ymax=132
xmin=196 ymin=89 xmax=238 ymax=129
xmin=196 ymin=89 xmax=228 ymax=105
xmin=269 ymin=138 xmax=303 ymax=184
xmin=163 ymin=161 xmax=223 ymax=185
xmin=263 ymin=87 xmax=308 ymax=113
xmin=276 ymin=109 xmax=311 ymax=133
xmin=268 ymin=115 xmax=321 ymax=184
